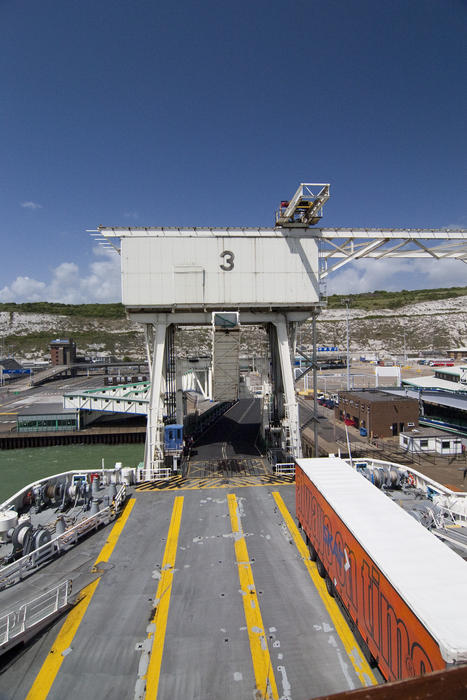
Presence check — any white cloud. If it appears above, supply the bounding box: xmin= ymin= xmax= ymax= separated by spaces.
xmin=20 ymin=201 xmax=43 ymax=210
xmin=79 ymin=248 xmax=122 ymax=302
xmin=123 ymin=210 xmax=139 ymax=220
xmin=327 ymin=259 xmax=467 ymax=295
xmin=0 ymin=248 xmax=121 ymax=303
xmin=0 ymin=276 xmax=46 ymax=302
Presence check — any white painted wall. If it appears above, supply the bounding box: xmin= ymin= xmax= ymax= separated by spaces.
xmin=435 ymin=436 xmax=463 ymax=455
xmin=375 ymin=366 xmax=401 ymax=387
xmin=121 ymin=234 xmax=319 ymax=307
xmin=400 ymin=433 xmax=462 ymax=454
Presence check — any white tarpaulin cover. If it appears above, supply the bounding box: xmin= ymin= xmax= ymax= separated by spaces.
xmin=296 ymin=456 xmax=467 ymax=664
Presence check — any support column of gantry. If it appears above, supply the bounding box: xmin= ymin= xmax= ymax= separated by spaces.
xmin=144 ymin=318 xmax=169 ymax=478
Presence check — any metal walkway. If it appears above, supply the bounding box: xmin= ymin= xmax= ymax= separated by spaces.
xmin=187 ymin=457 xmax=269 ymax=478
xmin=135 ymin=473 xmax=295 ymax=491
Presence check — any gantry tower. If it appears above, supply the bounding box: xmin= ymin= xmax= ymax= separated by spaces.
xmin=93 ymin=183 xmax=467 ymax=477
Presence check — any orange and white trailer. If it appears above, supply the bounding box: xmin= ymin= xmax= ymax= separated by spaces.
xmin=296 ymin=457 xmax=467 ymax=682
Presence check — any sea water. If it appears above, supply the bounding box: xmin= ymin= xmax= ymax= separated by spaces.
xmin=0 ymin=443 xmax=144 ymax=504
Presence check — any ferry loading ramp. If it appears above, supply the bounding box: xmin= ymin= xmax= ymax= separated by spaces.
xmin=0 ymin=401 xmax=378 ymax=699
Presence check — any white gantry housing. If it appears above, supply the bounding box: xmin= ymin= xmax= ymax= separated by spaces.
xmin=93 ymin=194 xmax=467 ymax=478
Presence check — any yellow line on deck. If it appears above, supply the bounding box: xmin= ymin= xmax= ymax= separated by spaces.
xmin=227 ymin=493 xmax=279 ymax=700
xmin=145 ymin=496 xmax=184 ymax=699
xmin=25 ymin=498 xmax=136 ymax=700
xmin=271 ymin=492 xmax=377 ymax=688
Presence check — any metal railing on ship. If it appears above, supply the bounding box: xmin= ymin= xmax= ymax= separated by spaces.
xmin=0 ymin=484 xmax=126 ymax=591
xmin=345 ymin=457 xmax=467 ymax=523
xmin=0 ymin=579 xmax=72 ymax=654
xmin=136 ymin=465 xmax=172 ymax=482
xmin=273 ymin=462 xmax=295 ymax=476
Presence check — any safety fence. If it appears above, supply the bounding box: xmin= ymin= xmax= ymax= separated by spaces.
xmin=273 ymin=462 xmax=295 ymax=476
xmin=136 ymin=465 xmax=172 ymax=482
xmin=0 ymin=579 xmax=72 ymax=653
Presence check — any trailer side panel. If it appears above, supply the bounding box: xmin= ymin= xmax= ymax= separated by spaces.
xmin=296 ymin=465 xmax=445 ymax=681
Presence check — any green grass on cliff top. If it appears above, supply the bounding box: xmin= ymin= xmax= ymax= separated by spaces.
xmin=327 ymin=286 xmax=467 ymax=310
xmin=0 ymin=302 xmax=126 ymax=318
xmin=0 ymin=286 xmax=466 ymax=316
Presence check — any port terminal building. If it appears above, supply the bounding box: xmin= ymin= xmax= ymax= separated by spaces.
xmin=49 ymin=338 xmax=76 ymax=366
xmin=400 ymin=427 xmax=463 ymax=456
xmin=16 ymin=404 xmax=80 ymax=433
xmin=335 ymin=389 xmax=419 ymax=438
xmin=402 ymin=364 xmax=467 ymax=390
xmin=379 ymin=365 xmax=467 ymax=438
xmin=448 ymin=347 xmax=467 ymax=361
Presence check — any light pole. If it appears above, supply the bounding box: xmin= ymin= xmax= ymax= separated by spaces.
xmin=312 ymin=313 xmax=318 ymax=457
xmin=345 ymin=298 xmax=350 ymax=390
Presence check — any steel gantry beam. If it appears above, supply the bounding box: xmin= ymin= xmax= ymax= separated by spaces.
xmin=316 ymin=227 xmax=467 ymax=277
xmin=92 ymin=226 xmax=467 ymax=282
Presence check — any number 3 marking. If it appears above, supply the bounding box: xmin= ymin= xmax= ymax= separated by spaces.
xmin=220 ymin=250 xmax=235 ymax=271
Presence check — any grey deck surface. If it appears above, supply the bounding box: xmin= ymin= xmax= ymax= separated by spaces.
xmin=0 ymin=399 xmax=371 ymax=699
xmin=0 ymin=486 xmax=366 ymax=700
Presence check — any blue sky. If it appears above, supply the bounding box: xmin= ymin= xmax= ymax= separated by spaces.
xmin=1 ymin=0 xmax=466 ymax=302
